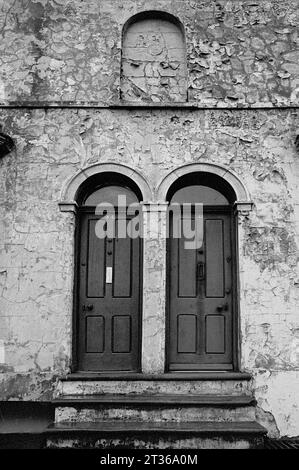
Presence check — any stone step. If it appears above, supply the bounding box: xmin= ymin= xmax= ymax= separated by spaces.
xmin=46 ymin=420 xmax=267 ymax=449
xmin=54 ymin=393 xmax=255 ymax=405
xmin=57 ymin=373 xmax=252 ymax=397
xmin=53 ymin=394 xmax=256 ymax=423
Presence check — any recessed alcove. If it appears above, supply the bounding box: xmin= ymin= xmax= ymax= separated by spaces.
xmin=121 ymin=11 xmax=187 ymax=103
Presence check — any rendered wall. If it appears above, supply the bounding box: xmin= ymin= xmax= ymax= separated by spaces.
xmin=0 ymin=0 xmax=298 ymax=106
xmin=0 ymin=0 xmax=298 ymax=438
xmin=0 ymin=108 xmax=298 ymax=436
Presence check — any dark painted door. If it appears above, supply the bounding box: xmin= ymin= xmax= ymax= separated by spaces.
xmin=78 ymin=210 xmax=141 ymax=371
xmin=168 ymin=209 xmax=233 ymax=371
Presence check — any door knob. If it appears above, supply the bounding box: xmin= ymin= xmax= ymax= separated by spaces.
xmin=82 ymin=304 xmax=94 ymax=311
xmin=217 ymin=303 xmax=228 ymax=312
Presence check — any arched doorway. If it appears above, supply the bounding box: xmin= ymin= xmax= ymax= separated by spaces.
xmin=166 ymin=172 xmax=237 ymax=371
xmin=75 ymin=173 xmax=143 ymax=372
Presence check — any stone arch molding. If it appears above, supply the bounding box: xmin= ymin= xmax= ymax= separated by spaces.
xmin=156 ymin=163 xmax=253 ymax=213
xmin=59 ymin=163 xmax=153 ymax=212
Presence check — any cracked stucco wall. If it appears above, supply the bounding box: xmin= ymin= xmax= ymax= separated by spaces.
xmin=0 ymin=108 xmax=298 ymax=436
xmin=0 ymin=0 xmax=298 ymax=438
xmin=0 ymin=0 xmax=298 ymax=106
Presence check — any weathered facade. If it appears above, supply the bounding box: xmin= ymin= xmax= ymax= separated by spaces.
xmin=0 ymin=0 xmax=299 ymax=446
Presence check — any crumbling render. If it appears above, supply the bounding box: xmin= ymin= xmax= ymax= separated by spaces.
xmin=121 ymin=17 xmax=187 ymax=102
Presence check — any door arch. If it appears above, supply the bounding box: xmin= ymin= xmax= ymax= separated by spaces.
xmin=166 ymin=172 xmax=238 ymax=371
xmin=74 ymin=172 xmax=143 ymax=372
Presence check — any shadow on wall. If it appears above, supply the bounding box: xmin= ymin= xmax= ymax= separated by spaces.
xmin=0 ymin=402 xmax=54 ymax=449
xmin=0 ymin=132 xmax=15 ymax=158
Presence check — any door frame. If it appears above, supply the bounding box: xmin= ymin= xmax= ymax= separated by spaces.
xmin=165 ymin=205 xmax=240 ymax=372
xmin=71 ymin=206 xmax=143 ymax=374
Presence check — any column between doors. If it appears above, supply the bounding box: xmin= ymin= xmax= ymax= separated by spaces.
xmin=141 ymin=202 xmax=169 ymax=374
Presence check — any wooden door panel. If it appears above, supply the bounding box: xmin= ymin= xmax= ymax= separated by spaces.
xmin=178 ymin=236 xmax=197 ymax=297
xmin=86 ymin=316 xmax=105 ymax=353
xmin=205 ymin=219 xmax=225 ymax=298
xmin=205 ymin=314 xmax=225 ymax=354
xmin=168 ymin=211 xmax=233 ymax=371
xmin=177 ymin=314 xmax=197 ymax=353
xmin=112 ymin=315 xmax=132 ymax=353
xmin=78 ymin=212 xmax=141 ymax=372
xmin=113 ymin=237 xmax=132 ymax=298
xmin=86 ymin=219 xmax=106 ymax=298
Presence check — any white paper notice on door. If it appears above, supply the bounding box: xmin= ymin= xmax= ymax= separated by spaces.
xmin=106 ymin=267 xmax=113 ymax=284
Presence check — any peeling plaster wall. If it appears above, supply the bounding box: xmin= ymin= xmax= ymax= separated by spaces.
xmin=0 ymin=0 xmax=298 ymax=106
xmin=0 ymin=108 xmax=299 ymax=436
xmin=0 ymin=0 xmax=298 ymax=439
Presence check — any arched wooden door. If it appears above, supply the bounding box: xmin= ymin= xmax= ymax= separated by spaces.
xmin=167 ymin=178 xmax=236 ymax=371
xmin=75 ymin=179 xmax=142 ymax=372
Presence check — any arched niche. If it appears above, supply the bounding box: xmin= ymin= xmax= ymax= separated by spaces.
xmin=121 ymin=11 xmax=187 ymax=103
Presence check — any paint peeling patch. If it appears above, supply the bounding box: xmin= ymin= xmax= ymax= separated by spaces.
xmin=243 ymin=225 xmax=298 ymax=272
xmin=0 ymin=373 xmax=57 ymax=401
xmin=256 ymin=406 xmax=280 ymax=439
xmin=53 ymin=347 xmax=70 ymax=373
xmin=252 ymin=371 xmax=299 ymax=437
xmin=0 ymin=364 xmax=14 ymax=373
xmin=0 ymin=339 xmax=5 ymax=364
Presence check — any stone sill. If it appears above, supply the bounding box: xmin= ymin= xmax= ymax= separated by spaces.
xmin=61 ymin=372 xmax=252 ymax=381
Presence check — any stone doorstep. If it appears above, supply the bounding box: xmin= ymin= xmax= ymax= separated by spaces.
xmin=58 ymin=379 xmax=253 ymax=398
xmin=50 ymin=375 xmax=265 ymax=448
xmin=46 ymin=421 xmax=267 ymax=435
xmin=0 ymin=421 xmax=267 ymax=449
xmin=53 ymin=394 xmax=257 ymax=425
xmin=45 ymin=420 xmax=267 ymax=448
xmin=52 ymin=394 xmax=256 ymax=406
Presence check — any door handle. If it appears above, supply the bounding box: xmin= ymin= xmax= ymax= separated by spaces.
xmin=217 ymin=303 xmax=229 ymax=312
xmin=197 ymin=262 xmax=205 ymax=281
xmin=82 ymin=304 xmax=94 ymax=312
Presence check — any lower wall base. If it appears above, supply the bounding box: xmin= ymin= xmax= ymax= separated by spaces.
xmin=253 ymin=370 xmax=299 ymax=438
xmin=0 ymin=433 xmax=46 ymax=450
xmin=46 ymin=435 xmax=264 ymax=450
